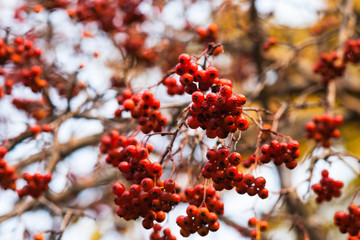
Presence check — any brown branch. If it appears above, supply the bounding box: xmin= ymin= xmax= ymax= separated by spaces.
xmin=13 ymin=133 xmax=103 ymax=172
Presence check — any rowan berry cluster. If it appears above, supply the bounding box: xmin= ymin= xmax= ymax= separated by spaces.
xmin=100 ymin=132 xmax=161 ymax=182
xmin=12 ymin=98 xmax=50 ymax=120
xmin=262 ymin=37 xmax=277 ymax=51
xmin=123 ymin=28 xmax=158 ymax=65
xmin=313 ymin=52 xmax=345 ymax=84
xmin=196 ymin=23 xmax=219 ymax=43
xmin=150 ymin=224 xmax=177 ymax=240
xmin=312 ymin=170 xmax=343 ymax=203
xmin=113 ymin=178 xmax=181 ymax=229
xmin=343 ymin=39 xmax=360 ymax=63
xmin=248 ymin=217 xmax=269 ymax=240
xmin=188 ymin=89 xmax=248 ymax=139
xmin=258 ymin=139 xmax=300 ymax=169
xmin=0 ymin=37 xmax=43 ymax=95
xmin=235 ymin=174 xmax=269 ymax=199
xmin=305 ymin=114 xmax=343 ymax=147
xmin=21 ymin=65 xmax=47 ymax=92
xmin=17 ymin=173 xmax=52 ymax=198
xmin=68 ymin=0 xmax=118 ymax=32
xmin=118 ymin=0 xmax=145 ymax=25
xmin=334 ymin=204 xmax=360 ymax=237
xmin=0 ymin=147 xmax=18 ymax=190
xmin=117 ymin=89 xmax=167 ymax=134
xmin=201 ymin=147 xmax=244 ymax=191
xmin=172 ymin=52 xmax=248 ymax=138
xmin=163 ymin=76 xmax=185 ymax=95
xmin=177 ymin=185 xmax=223 ymax=237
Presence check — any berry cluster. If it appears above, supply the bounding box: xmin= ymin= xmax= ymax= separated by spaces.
xmin=118 ymin=0 xmax=145 ymax=25
xmin=17 ymin=173 xmax=52 ymax=198
xmin=258 ymin=139 xmax=300 ymax=169
xmin=0 ymin=147 xmax=18 ymax=190
xmin=100 ymin=132 xmax=161 ymax=182
xmin=176 ymin=205 xmax=220 ymax=237
xmin=117 ymin=89 xmax=167 ymax=134
xmin=313 ymin=52 xmax=345 ymax=84
xmin=343 ymin=39 xmax=360 ymax=63
xmin=235 ymin=174 xmax=269 ymax=199
xmin=150 ymin=224 xmax=176 ymax=240
xmin=123 ymin=27 xmax=158 ymax=65
xmin=0 ymin=37 xmax=43 ymax=94
xmin=163 ymin=76 xmax=185 ymax=96
xmin=113 ymin=178 xmax=181 ymax=229
xmin=12 ymin=98 xmax=51 ymax=120
xmin=21 ymin=65 xmax=47 ymax=92
xmin=174 ymin=53 xmax=233 ymax=92
xmin=305 ymin=114 xmax=343 ymax=148
xmin=262 ymin=37 xmax=277 ymax=51
xmin=188 ymin=89 xmax=248 ymax=139
xmin=177 ymin=185 xmax=223 ymax=237
xmin=334 ymin=204 xmax=360 ymax=237
xmin=68 ymin=0 xmax=118 ymax=32
xmin=67 ymin=0 xmax=145 ymax=29
xmin=248 ymin=217 xmax=269 ymax=240
xmin=311 ymin=170 xmax=343 ymax=203
xmin=167 ymin=52 xmax=248 ymax=139
xmin=196 ymin=23 xmax=219 ymax=43
xmin=201 ymin=147 xmax=244 ymax=191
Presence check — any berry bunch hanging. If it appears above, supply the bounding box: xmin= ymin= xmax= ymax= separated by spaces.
xmin=258 ymin=139 xmax=300 ymax=169
xmin=235 ymin=174 xmax=269 ymax=199
xmin=17 ymin=173 xmax=52 ymax=198
xmin=100 ymin=132 xmax=161 ymax=182
xmin=150 ymin=224 xmax=177 ymax=240
xmin=163 ymin=76 xmax=185 ymax=96
xmin=196 ymin=23 xmax=219 ymax=44
xmin=168 ymin=53 xmax=249 ymax=138
xmin=0 ymin=147 xmax=18 ymax=190
xmin=201 ymin=147 xmax=244 ymax=191
xmin=248 ymin=217 xmax=269 ymax=240
xmin=188 ymin=88 xmax=248 ymax=139
xmin=0 ymin=37 xmax=44 ymax=94
xmin=12 ymin=97 xmax=51 ymax=120
xmin=313 ymin=52 xmax=345 ymax=84
xmin=334 ymin=204 xmax=360 ymax=237
xmin=113 ymin=178 xmax=181 ymax=229
xmin=117 ymin=89 xmax=167 ymax=134
xmin=305 ymin=114 xmax=343 ymax=147
xmin=312 ymin=170 xmax=343 ymax=203
xmin=343 ymin=39 xmax=360 ymax=63
xmin=177 ymin=184 xmax=223 ymax=237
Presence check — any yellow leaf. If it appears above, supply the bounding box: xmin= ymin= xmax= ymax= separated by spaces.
xmin=91 ymin=229 xmax=102 ymax=240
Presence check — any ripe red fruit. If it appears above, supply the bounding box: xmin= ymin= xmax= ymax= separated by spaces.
xmin=149 ymin=162 xmax=162 ymax=176
xmin=0 ymin=146 xmax=7 ymax=158
xmin=112 ymin=183 xmax=125 ymax=196
xmin=123 ymin=99 xmax=135 ymax=111
xmin=178 ymin=53 xmax=191 ymax=64
xmin=248 ymin=217 xmax=257 ymax=227
xmin=192 ymin=91 xmax=205 ymax=104
xmin=235 ymin=115 xmax=249 ymax=130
